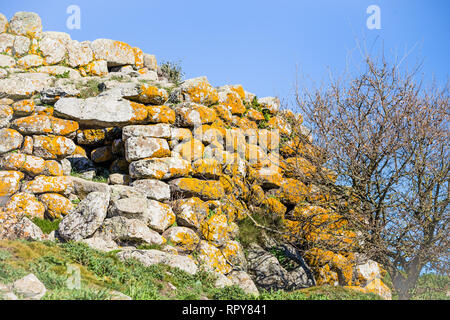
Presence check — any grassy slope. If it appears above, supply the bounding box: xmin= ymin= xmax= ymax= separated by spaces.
xmin=0 ymin=240 xmax=383 ymax=300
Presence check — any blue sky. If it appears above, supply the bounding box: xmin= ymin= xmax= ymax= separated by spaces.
xmin=2 ymin=0 xmax=449 ymax=103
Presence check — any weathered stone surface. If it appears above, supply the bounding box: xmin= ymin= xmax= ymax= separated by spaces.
xmin=0 ymin=105 xmax=13 ymax=129
xmin=197 ymin=240 xmax=232 ymax=274
xmin=258 ymin=97 xmax=280 ymax=115
xmin=39 ymin=193 xmax=74 ymax=219
xmin=70 ymin=176 xmax=110 ymax=199
xmin=146 ymin=105 xmax=175 ymax=124
xmin=124 ymin=137 xmax=170 ymax=162
xmin=108 ymin=196 xmax=148 ymax=216
xmin=118 ymin=249 xmax=198 ymax=275
xmin=0 ymin=55 xmax=15 ymax=68
xmin=180 ymin=77 xmax=219 ymax=106
xmin=108 ymin=184 xmax=146 ymax=201
xmin=101 ymin=216 xmax=165 ymax=245
xmin=58 ymin=192 xmax=110 ymax=241
xmin=85 ymin=60 xmax=108 ymax=76
xmin=130 ymin=179 xmax=170 ymax=201
xmin=125 ymin=84 xmax=168 ymax=105
xmin=0 ymin=13 xmax=7 ymax=33
xmin=175 ymin=103 xmax=217 ymax=127
xmin=12 ymin=274 xmax=46 ymax=300
xmin=17 ymin=54 xmax=44 ymax=68
xmin=12 ymin=35 xmax=31 ymax=56
xmin=0 ymin=73 xmax=52 ymax=99
xmin=66 ymin=40 xmax=93 ymax=67
xmin=227 ymin=271 xmax=259 ymax=296
xmin=0 ymin=153 xmax=44 ymax=176
xmin=21 ymin=175 xmax=73 ymax=194
xmin=36 ymin=66 xmax=81 ymax=79
xmin=54 ymin=94 xmax=142 ymax=128
xmin=7 ymin=216 xmax=45 ymax=241
xmin=91 ymin=39 xmax=135 ymax=67
xmin=12 ymin=115 xmax=79 ymax=136
xmin=129 ymin=157 xmax=191 ymax=180
xmin=162 ymin=226 xmax=200 ymax=252
xmin=81 ymin=232 xmax=119 ymax=252
xmin=9 ymin=12 xmax=43 ymax=38
xmin=142 ymin=200 xmax=176 ymax=233
xmin=0 ymin=128 xmax=23 ymax=154
xmin=169 ymin=178 xmax=225 ymax=200
xmin=173 ymin=197 xmax=208 ymax=229
xmin=122 ymin=124 xmax=172 ymax=140
xmin=143 ymin=53 xmax=157 ymax=71
xmin=39 ymin=34 xmax=66 ymax=64
xmin=0 ymin=170 xmax=23 ymax=196
xmin=221 ymin=240 xmax=247 ymax=271
xmin=200 ymin=213 xmax=231 ymax=246
xmin=247 ymin=243 xmax=315 ymax=291
xmin=5 ymin=192 xmax=45 ymax=219
xmin=32 ymin=135 xmax=76 ymax=159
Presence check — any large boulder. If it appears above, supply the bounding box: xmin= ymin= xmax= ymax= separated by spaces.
xmin=246 ymin=243 xmax=315 ymax=291
xmin=91 ymin=39 xmax=135 ymax=67
xmin=117 ymin=249 xmax=198 ymax=275
xmin=9 ymin=12 xmax=43 ymax=38
xmin=100 ymin=216 xmax=165 ymax=245
xmin=0 ymin=73 xmax=52 ymax=99
xmin=58 ymin=192 xmax=110 ymax=241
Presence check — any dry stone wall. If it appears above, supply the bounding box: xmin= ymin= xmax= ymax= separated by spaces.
xmin=0 ymin=11 xmax=391 ymax=299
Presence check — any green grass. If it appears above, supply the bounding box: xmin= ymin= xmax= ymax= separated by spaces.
xmin=75 ymin=79 xmax=102 ymax=99
xmin=160 ymin=61 xmax=184 ymax=85
xmin=31 ymin=218 xmax=61 ymax=234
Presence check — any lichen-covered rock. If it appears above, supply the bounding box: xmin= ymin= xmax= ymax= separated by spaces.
xmin=91 ymin=146 xmax=113 ymax=163
xmin=70 ymin=176 xmax=110 ymax=199
xmin=192 ymin=159 xmax=222 ymax=179
xmin=162 ymin=226 xmax=200 ymax=252
xmin=91 ymin=39 xmax=135 ymax=67
xmin=0 ymin=170 xmax=24 ymax=196
xmin=200 ymin=213 xmax=231 ymax=246
xmin=6 ymin=216 xmax=45 ymax=241
xmin=11 ymin=99 xmax=35 ymax=116
xmin=0 ymin=13 xmax=8 ymax=33
xmin=17 ymin=54 xmax=45 ymax=68
xmin=124 ymin=137 xmax=170 ymax=161
xmin=175 ymin=103 xmax=217 ymax=127
xmin=58 ymin=192 xmax=110 ymax=241
xmin=12 ymin=115 xmax=79 ymax=136
xmin=9 ymin=12 xmax=43 ymax=38
xmin=218 ymin=90 xmax=246 ymax=115
xmin=101 ymin=216 xmax=165 ymax=245
xmin=0 ymin=72 xmax=52 ymax=99
xmin=38 ymin=34 xmax=66 ymax=64
xmin=12 ymin=35 xmax=31 ymax=56
xmin=122 ymin=124 xmax=172 ymax=140
xmin=117 ymin=249 xmax=198 ymax=275
xmin=142 ymin=200 xmax=176 ymax=233
xmin=85 ymin=60 xmax=108 ymax=76
xmin=129 ymin=84 xmax=168 ymax=105
xmin=39 ymin=193 xmax=74 ymax=219
xmin=0 ymin=105 xmax=13 ymax=128
xmin=130 ymin=157 xmax=192 ymax=180
xmin=221 ymin=240 xmax=247 ymax=270
xmin=143 ymin=53 xmax=157 ymax=71
xmin=0 ymin=153 xmax=45 ymax=176
xmin=169 ymin=178 xmax=225 ymax=200
xmin=21 ymin=175 xmax=73 ymax=194
xmin=5 ymin=192 xmax=45 ymax=219
xmin=196 ymin=240 xmax=232 ymax=274
xmin=227 ymin=271 xmax=260 ymax=296
xmin=130 ymin=179 xmax=171 ymax=201
xmin=174 ymin=138 xmax=205 ymax=162
xmin=0 ymin=55 xmax=16 ymax=68
xmin=173 ymin=197 xmax=209 ymax=229
xmin=0 ymin=128 xmax=23 ymax=154
xmin=258 ymin=97 xmax=280 ymax=115
xmin=76 ymin=127 xmax=120 ymax=146
xmin=32 ymin=135 xmax=76 ymax=159
xmin=66 ymin=40 xmax=93 ymax=67
xmin=146 ymin=105 xmax=175 ymax=124
xmin=36 ymin=66 xmax=81 ymax=79
xmin=180 ymin=77 xmax=219 ymax=105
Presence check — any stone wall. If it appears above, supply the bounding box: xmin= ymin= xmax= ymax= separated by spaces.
xmin=0 ymin=11 xmax=391 ymax=299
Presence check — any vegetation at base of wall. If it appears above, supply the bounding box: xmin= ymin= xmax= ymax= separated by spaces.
xmin=0 ymin=240 xmax=385 ymax=300
xmin=31 ymin=218 xmax=62 ymax=234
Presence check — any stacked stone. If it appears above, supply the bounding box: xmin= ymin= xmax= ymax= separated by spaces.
xmin=0 ymin=11 xmax=391 ymax=299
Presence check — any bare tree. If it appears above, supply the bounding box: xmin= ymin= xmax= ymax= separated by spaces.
xmin=294 ymin=54 xmax=449 ymax=299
